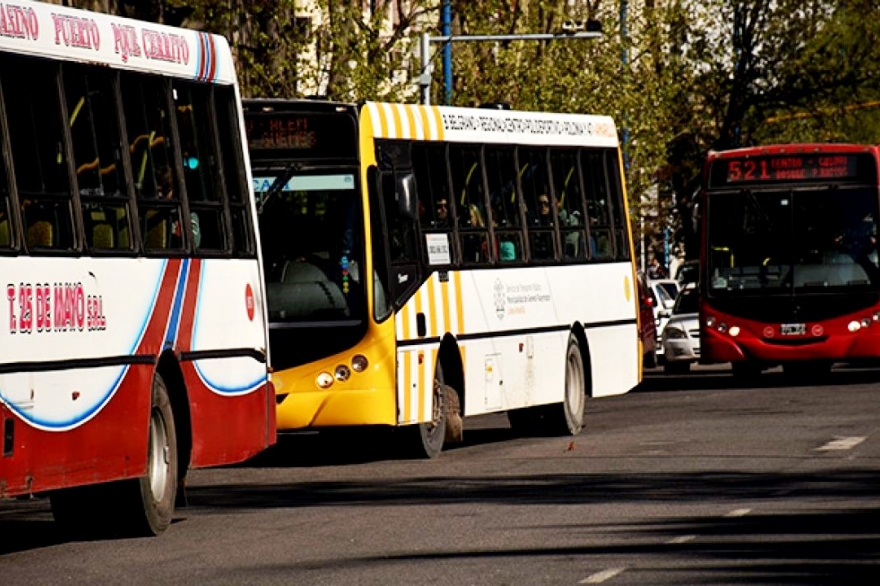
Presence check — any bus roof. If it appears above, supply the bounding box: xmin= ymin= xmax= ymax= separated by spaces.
xmin=362 ymin=101 xmax=619 ymax=148
xmin=707 ymin=143 xmax=879 ymax=161
xmin=0 ymin=1 xmax=235 ymax=84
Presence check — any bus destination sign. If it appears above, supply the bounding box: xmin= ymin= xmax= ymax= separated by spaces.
xmin=247 ymin=116 xmax=316 ymax=150
xmin=708 ymin=153 xmax=876 ymax=188
xmin=245 ymin=111 xmax=357 ymax=159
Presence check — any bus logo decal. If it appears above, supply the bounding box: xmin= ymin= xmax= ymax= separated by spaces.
xmin=246 ymin=283 xmax=255 ymax=321
xmin=494 ymin=279 xmax=506 ymax=320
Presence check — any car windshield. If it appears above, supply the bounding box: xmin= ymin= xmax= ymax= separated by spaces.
xmin=673 ymin=288 xmax=699 ymax=314
xmin=706 ymin=186 xmax=880 ymax=295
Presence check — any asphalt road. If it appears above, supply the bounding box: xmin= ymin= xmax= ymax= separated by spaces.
xmin=2 ymin=364 xmax=879 ymax=585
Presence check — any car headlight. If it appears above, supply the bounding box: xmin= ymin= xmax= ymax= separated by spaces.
xmin=664 ymin=327 xmax=687 ymax=340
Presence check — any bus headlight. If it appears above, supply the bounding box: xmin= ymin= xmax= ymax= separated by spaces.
xmin=862 ymin=317 xmax=872 ymax=328
xmin=316 ymin=372 xmax=334 ymax=389
xmin=335 ymin=364 xmax=352 ymax=382
xmin=848 ymin=320 xmax=861 ymax=332
xmin=705 ymin=316 xmax=717 ymax=328
xmin=351 ymin=354 xmax=369 ymax=372
xmin=729 ymin=326 xmax=740 ymax=337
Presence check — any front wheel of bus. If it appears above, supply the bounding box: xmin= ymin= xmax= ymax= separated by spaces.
xmin=402 ymin=367 xmax=448 ymax=459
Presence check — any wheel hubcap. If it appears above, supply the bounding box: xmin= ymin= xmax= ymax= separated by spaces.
xmin=148 ymin=408 xmax=169 ymax=499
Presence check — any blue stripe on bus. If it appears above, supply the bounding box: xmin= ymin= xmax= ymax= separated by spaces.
xmin=164 ymin=259 xmax=190 ymax=349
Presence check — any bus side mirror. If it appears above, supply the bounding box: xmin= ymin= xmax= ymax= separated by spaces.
xmin=397 ymin=173 xmax=418 ymax=219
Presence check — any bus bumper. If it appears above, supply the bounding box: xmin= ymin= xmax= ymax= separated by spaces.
xmin=702 ymin=322 xmax=880 ymax=364
xmin=276 ymin=386 xmax=397 ymax=429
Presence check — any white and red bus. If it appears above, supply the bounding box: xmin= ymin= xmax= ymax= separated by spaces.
xmin=700 ymin=144 xmax=880 ymax=376
xmin=0 ymin=3 xmax=274 ymax=535
xmin=246 ymin=99 xmax=643 ymax=458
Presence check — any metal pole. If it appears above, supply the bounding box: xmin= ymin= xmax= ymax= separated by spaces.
xmin=420 ymin=32 xmax=431 ymax=105
xmin=442 ymin=0 xmax=452 ymax=105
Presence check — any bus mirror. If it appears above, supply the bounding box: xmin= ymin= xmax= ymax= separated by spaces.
xmin=397 ymin=173 xmax=417 ymax=219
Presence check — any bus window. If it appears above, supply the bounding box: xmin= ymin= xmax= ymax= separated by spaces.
xmin=413 ymin=142 xmax=454 ymax=266
xmin=550 ymin=149 xmax=588 ymax=260
xmin=173 ymin=81 xmax=226 ymax=252
xmin=0 ymin=103 xmax=11 ymax=249
xmin=606 ymin=151 xmax=631 ymax=260
xmin=520 ymin=148 xmax=556 ymax=261
xmin=485 ymin=146 xmax=522 ymax=263
xmin=120 ymin=73 xmax=184 ymax=252
xmin=61 ymin=64 xmax=133 ymax=252
xmin=450 ymin=144 xmax=490 ymax=264
xmin=582 ymin=149 xmax=615 ymax=259
xmin=214 ymin=85 xmax=253 ymax=256
xmin=1 ymin=56 xmax=75 ymax=251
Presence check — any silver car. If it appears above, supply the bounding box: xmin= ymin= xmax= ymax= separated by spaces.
xmin=661 ymin=285 xmax=700 ymax=373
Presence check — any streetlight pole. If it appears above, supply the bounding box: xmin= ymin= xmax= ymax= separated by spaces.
xmin=418 ymin=27 xmax=603 ymax=106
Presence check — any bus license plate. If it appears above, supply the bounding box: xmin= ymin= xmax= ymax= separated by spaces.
xmin=781 ymin=323 xmax=806 ymax=336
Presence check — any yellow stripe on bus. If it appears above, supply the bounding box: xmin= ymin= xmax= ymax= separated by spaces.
xmin=430 ymin=106 xmax=445 ymax=141
xmin=403 ymin=350 xmax=412 ymax=423
xmin=376 ymin=104 xmax=390 ymax=138
xmin=414 ymin=287 xmax=424 ymax=337
xmin=390 ymin=104 xmax=404 ymax=140
xmin=454 ymin=271 xmax=465 ymax=334
xmin=404 ymin=105 xmax=419 ymax=141
xmin=400 ymin=301 xmax=412 ymax=340
xmin=427 ymin=276 xmax=439 ymax=338
xmin=423 ymin=348 xmax=437 ymax=422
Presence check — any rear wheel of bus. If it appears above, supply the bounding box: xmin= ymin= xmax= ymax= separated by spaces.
xmin=50 ymin=373 xmax=178 ymax=537
xmin=508 ymin=334 xmax=586 ymax=436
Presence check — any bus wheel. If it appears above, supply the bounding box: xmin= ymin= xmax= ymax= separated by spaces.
xmin=402 ymin=371 xmax=447 ymax=459
xmin=548 ymin=334 xmax=586 ymax=435
xmin=117 ymin=373 xmax=178 ymax=536
xmin=135 ymin=373 xmax=178 ymax=535
xmin=562 ymin=335 xmax=586 ymax=434
xmin=50 ymin=374 xmax=178 ymax=537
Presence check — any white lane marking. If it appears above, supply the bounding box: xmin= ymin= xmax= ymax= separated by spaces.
xmin=816 ymin=436 xmax=866 ymax=451
xmin=666 ymin=535 xmax=696 ymax=544
xmin=579 ymin=568 xmax=626 ymax=584
xmin=725 ymin=508 xmax=752 ymax=517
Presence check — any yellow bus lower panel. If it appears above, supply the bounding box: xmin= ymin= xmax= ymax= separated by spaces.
xmin=276 ymin=386 xmax=397 ymax=429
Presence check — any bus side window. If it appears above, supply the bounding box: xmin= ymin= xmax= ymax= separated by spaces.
xmin=519 ymin=148 xmax=556 ymax=261
xmin=173 ymin=80 xmax=227 ymax=253
xmin=485 ymin=146 xmax=522 ymax=263
xmin=214 ymin=86 xmax=254 ymax=256
xmin=0 ymin=108 xmax=11 ymax=249
xmin=120 ymin=73 xmax=184 ymax=253
xmin=450 ymin=144 xmax=490 ymax=264
xmin=61 ymin=64 xmax=133 ymax=252
xmin=549 ymin=148 xmax=588 ymax=260
xmin=582 ymin=149 xmax=615 ymax=260
xmin=606 ymin=151 xmax=631 ymax=260
xmin=1 ymin=56 xmax=75 ymax=251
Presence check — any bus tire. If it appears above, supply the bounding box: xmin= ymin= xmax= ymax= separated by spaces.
xmin=560 ymin=334 xmax=586 ymax=435
xmin=131 ymin=372 xmax=178 ymax=535
xmin=401 ymin=368 xmax=447 ymax=459
xmin=50 ymin=373 xmax=178 ymax=537
xmin=118 ymin=373 xmax=178 ymax=536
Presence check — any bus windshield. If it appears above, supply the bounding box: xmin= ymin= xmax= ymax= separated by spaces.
xmin=707 ymin=186 xmax=880 ymax=295
xmin=256 ymin=169 xmax=366 ymax=324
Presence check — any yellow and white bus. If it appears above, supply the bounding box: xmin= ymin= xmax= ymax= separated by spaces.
xmin=245 ymin=100 xmax=643 ymax=457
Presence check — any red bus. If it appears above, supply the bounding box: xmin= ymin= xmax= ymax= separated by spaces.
xmin=0 ymin=4 xmax=275 ymax=536
xmin=699 ymin=144 xmax=880 ymax=377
